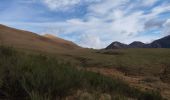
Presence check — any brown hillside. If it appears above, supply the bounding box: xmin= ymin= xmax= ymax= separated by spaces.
xmin=44 ymin=34 xmax=80 ymax=49
xmin=0 ymin=24 xmax=81 ymax=53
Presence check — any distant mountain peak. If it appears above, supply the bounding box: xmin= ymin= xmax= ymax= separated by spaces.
xmin=106 ymin=41 xmax=128 ymax=49
xmin=129 ymin=41 xmax=144 ymax=44
xmin=149 ymin=35 xmax=170 ymax=48
xmin=129 ymin=41 xmax=145 ymax=48
xmin=112 ymin=41 xmax=123 ymax=46
xmin=106 ymin=35 xmax=170 ymax=49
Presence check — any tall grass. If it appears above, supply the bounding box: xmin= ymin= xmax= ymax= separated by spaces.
xmin=0 ymin=46 xmax=164 ymax=100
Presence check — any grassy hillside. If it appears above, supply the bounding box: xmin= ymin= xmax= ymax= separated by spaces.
xmin=44 ymin=34 xmax=80 ymax=49
xmin=0 ymin=46 xmax=164 ymax=100
xmin=66 ymin=49 xmax=170 ymax=76
xmin=0 ymin=24 xmax=81 ymax=54
xmin=60 ymin=48 xmax=170 ymax=99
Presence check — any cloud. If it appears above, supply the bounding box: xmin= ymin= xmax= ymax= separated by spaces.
xmin=141 ymin=0 xmax=158 ymax=6
xmin=1 ymin=0 xmax=170 ymax=48
xmin=79 ymin=34 xmax=104 ymax=49
xmin=42 ymin=0 xmax=80 ymax=11
xmin=88 ymin=0 xmax=129 ymax=15
xmin=162 ymin=19 xmax=170 ymax=35
xmin=41 ymin=0 xmax=100 ymax=11
xmin=13 ymin=1 xmax=170 ymax=48
xmin=151 ymin=4 xmax=170 ymax=16
xmin=144 ymin=19 xmax=165 ymax=30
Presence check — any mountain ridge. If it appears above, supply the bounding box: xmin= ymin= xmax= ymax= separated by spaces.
xmin=106 ymin=35 xmax=170 ymax=49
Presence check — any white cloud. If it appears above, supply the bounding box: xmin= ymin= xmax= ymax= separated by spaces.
xmin=142 ymin=0 xmax=158 ymax=6
xmin=42 ymin=0 xmax=80 ymax=11
xmin=2 ymin=0 xmax=170 ymax=48
xmin=88 ymin=0 xmax=129 ymax=15
xmin=163 ymin=19 xmax=170 ymax=35
xmin=42 ymin=0 xmax=101 ymax=11
xmin=19 ymin=1 xmax=170 ymax=48
xmin=79 ymin=34 xmax=104 ymax=49
xmin=151 ymin=4 xmax=170 ymax=16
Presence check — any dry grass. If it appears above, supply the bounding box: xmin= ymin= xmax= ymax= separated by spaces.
xmin=0 ymin=24 xmax=81 ymax=54
xmin=0 ymin=46 xmax=163 ymax=100
xmin=86 ymin=66 xmax=170 ymax=99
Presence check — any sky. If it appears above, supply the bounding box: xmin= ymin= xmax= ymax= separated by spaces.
xmin=0 ymin=0 xmax=170 ymax=49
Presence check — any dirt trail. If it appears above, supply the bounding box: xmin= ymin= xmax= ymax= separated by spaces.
xmin=85 ymin=67 xmax=170 ymax=99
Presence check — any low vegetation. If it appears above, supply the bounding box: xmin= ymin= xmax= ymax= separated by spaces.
xmin=69 ymin=49 xmax=170 ymax=76
xmin=0 ymin=46 xmax=164 ymax=100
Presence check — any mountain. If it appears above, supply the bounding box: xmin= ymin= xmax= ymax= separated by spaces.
xmin=129 ymin=41 xmax=146 ymax=48
xmin=106 ymin=41 xmax=145 ymax=49
xmin=149 ymin=35 xmax=170 ymax=48
xmin=106 ymin=41 xmax=128 ymax=49
xmin=106 ymin=35 xmax=170 ymax=49
xmin=0 ymin=24 xmax=81 ymax=53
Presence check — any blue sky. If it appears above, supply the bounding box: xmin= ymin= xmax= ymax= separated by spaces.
xmin=0 ymin=0 xmax=170 ymax=48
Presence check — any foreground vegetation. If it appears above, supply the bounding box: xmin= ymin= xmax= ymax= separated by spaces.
xmin=0 ymin=46 xmax=164 ymax=100
xmin=64 ymin=48 xmax=170 ymax=76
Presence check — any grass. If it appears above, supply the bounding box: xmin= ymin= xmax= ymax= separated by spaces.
xmin=66 ymin=48 xmax=170 ymax=76
xmin=0 ymin=46 xmax=165 ymax=100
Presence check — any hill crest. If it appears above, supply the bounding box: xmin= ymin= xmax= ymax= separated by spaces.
xmin=0 ymin=24 xmax=81 ymax=53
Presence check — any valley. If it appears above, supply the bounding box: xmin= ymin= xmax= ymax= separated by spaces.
xmin=0 ymin=24 xmax=170 ymax=100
